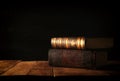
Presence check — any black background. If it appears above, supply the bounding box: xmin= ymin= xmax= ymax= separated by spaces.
xmin=0 ymin=2 xmax=119 ymax=61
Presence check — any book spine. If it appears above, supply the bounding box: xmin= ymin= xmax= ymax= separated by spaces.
xmin=51 ymin=37 xmax=85 ymax=49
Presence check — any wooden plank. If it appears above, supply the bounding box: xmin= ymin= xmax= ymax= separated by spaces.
xmin=1 ymin=61 xmax=36 ymax=76
xmin=0 ymin=60 xmax=119 ymax=76
xmin=28 ymin=61 xmax=53 ymax=76
xmin=0 ymin=60 xmax=21 ymax=74
xmin=53 ymin=67 xmax=116 ymax=76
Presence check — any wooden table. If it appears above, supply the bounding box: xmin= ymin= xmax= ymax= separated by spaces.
xmin=0 ymin=60 xmax=119 ymax=76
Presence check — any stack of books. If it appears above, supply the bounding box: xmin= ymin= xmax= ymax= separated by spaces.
xmin=48 ymin=37 xmax=113 ymax=69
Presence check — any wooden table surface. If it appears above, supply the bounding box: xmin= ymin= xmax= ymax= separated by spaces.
xmin=0 ymin=60 xmax=119 ymax=76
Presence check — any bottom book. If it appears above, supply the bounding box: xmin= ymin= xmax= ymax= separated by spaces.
xmin=48 ymin=49 xmax=108 ymax=68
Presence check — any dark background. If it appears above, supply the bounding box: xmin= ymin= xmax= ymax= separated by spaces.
xmin=0 ymin=2 xmax=119 ymax=61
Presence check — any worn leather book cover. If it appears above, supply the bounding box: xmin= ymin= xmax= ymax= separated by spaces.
xmin=48 ymin=49 xmax=107 ymax=68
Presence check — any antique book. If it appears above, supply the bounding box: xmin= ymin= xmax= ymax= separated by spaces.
xmin=51 ymin=37 xmax=113 ymax=49
xmin=48 ymin=49 xmax=108 ymax=68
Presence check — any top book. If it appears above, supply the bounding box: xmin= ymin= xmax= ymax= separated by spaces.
xmin=51 ymin=37 xmax=113 ymax=49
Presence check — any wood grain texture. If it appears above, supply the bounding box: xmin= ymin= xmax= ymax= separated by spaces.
xmin=28 ymin=61 xmax=53 ymax=76
xmin=0 ymin=60 xmax=21 ymax=74
xmin=1 ymin=61 xmax=36 ymax=76
xmin=53 ymin=67 xmax=116 ymax=76
xmin=0 ymin=60 xmax=119 ymax=76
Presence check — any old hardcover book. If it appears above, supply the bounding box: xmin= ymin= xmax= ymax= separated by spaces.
xmin=51 ymin=37 xmax=113 ymax=49
xmin=48 ymin=49 xmax=108 ymax=68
